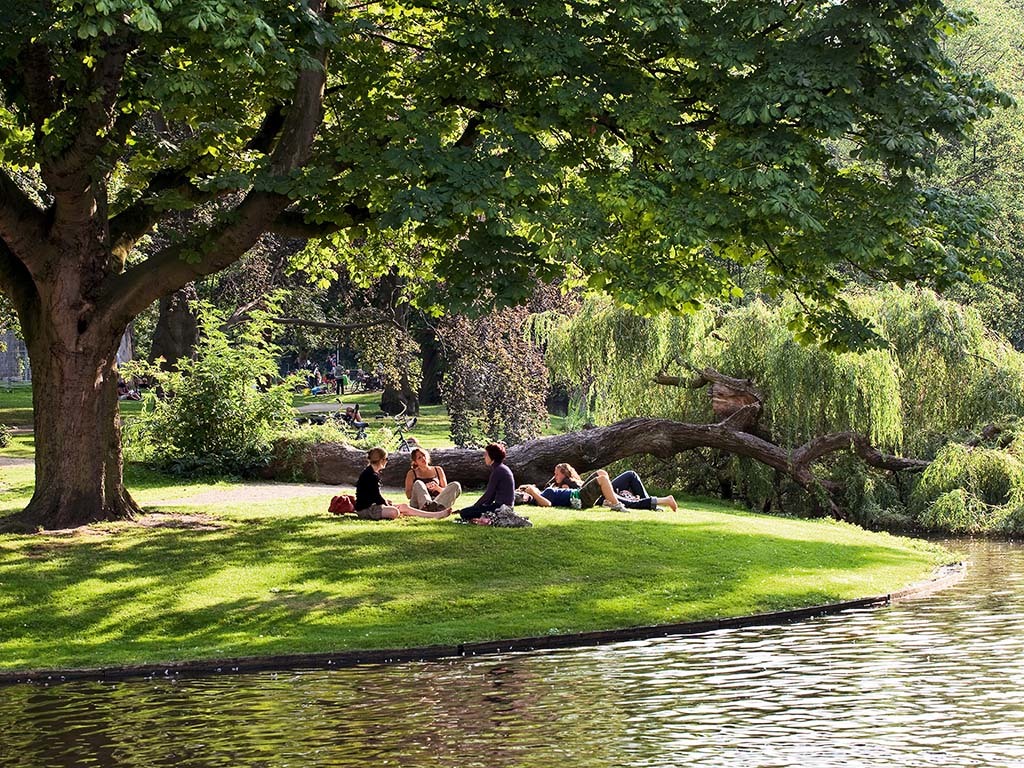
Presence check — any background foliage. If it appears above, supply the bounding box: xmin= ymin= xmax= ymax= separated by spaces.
xmin=124 ymin=302 xmax=298 ymax=476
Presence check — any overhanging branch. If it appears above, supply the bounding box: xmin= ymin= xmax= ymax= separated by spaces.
xmin=0 ymin=239 xmax=37 ymax=319
xmin=108 ymin=169 xmax=229 ymax=259
xmin=269 ymin=315 xmax=395 ymax=332
xmin=0 ymin=169 xmax=46 ymax=262
xmin=268 ymin=204 xmax=370 ymax=238
xmin=50 ymin=34 xmax=136 ymax=183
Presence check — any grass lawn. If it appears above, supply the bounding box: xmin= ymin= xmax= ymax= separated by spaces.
xmin=281 ymin=390 xmax=455 ymax=449
xmin=0 ymin=458 xmax=948 ymax=673
xmin=0 ymin=385 xmax=33 ymax=428
xmin=0 ymin=384 xmax=144 ymax=429
xmin=0 ymin=384 xmax=950 ymax=674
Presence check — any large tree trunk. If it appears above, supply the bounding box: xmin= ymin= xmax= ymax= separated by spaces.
xmin=0 ymin=12 xmax=330 ymax=531
xmin=149 ymin=284 xmax=199 ymax=369
xmin=5 ymin=311 xmax=141 ymax=532
xmin=380 ymin=373 xmax=420 ymax=416
xmin=416 ymin=326 xmax=442 ymax=406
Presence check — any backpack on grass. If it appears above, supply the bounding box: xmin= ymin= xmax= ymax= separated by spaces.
xmin=329 ymin=494 xmax=356 ymax=515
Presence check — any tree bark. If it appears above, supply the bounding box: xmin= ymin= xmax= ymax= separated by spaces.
xmin=416 ymin=325 xmax=443 ymax=406
xmin=149 ymin=284 xmax=199 ymax=369
xmin=380 ymin=374 xmax=419 ymax=416
xmin=0 ymin=3 xmax=332 ymax=531
xmin=3 ymin=309 xmax=140 ymax=532
xmin=267 ymin=417 xmax=927 ymax=510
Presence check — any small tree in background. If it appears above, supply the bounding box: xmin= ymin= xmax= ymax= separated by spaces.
xmin=125 ymin=302 xmax=298 ymax=476
xmin=441 ymin=306 xmax=549 ymax=447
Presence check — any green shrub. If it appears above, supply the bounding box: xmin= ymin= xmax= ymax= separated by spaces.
xmin=911 ymin=443 xmax=1024 ymax=533
xmin=836 ymin=457 xmax=915 ymax=531
xmin=124 ymin=302 xmax=299 ymax=476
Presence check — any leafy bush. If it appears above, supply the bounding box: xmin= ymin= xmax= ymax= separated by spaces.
xmin=124 ymin=302 xmax=299 ymax=476
xmin=910 ymin=442 xmax=1024 ymax=534
xmin=272 ymin=417 xmax=399 ymax=479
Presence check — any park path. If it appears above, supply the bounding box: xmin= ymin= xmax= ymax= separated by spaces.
xmin=145 ymin=480 xmax=411 ymax=507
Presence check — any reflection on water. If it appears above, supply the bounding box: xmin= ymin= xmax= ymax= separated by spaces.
xmin=1 ymin=539 xmax=1023 ymax=767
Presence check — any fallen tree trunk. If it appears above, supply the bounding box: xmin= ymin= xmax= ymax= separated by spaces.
xmin=266 ymin=416 xmax=927 ymax=517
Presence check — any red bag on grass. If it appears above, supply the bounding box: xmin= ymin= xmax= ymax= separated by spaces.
xmin=329 ymin=494 xmax=356 ymax=515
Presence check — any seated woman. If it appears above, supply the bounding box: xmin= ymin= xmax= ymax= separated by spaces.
xmin=405 ymin=447 xmax=462 ymax=512
xmin=458 ymin=443 xmax=515 ymax=524
xmin=355 ymin=447 xmax=452 ymax=520
xmin=520 ymin=463 xmax=627 ymax=512
xmin=609 ymin=470 xmax=677 ymax=511
xmin=342 ymin=404 xmax=369 ymax=438
xmin=343 ymin=404 xmax=368 ymax=427
xmin=117 ymin=378 xmax=142 ymax=401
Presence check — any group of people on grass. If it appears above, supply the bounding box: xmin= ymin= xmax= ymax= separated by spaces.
xmin=352 ymin=442 xmax=676 ymax=525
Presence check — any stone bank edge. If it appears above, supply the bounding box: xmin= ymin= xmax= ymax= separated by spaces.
xmin=0 ymin=562 xmax=965 ymax=686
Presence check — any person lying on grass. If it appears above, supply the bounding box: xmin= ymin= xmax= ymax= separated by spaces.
xmin=520 ymin=463 xmax=625 ymax=511
xmin=405 ymin=447 xmax=462 ymax=513
xmin=520 ymin=464 xmax=677 ymax=511
xmin=602 ymin=469 xmax=678 ymax=511
xmin=356 ymin=447 xmax=452 ymax=520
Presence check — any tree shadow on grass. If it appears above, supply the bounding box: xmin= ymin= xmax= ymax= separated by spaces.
xmin=0 ymin=513 xmax=932 ymax=671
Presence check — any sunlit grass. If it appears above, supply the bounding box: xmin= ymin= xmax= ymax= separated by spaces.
xmin=0 ymin=385 xmax=950 ymax=674
xmin=0 ymin=461 xmax=948 ymax=672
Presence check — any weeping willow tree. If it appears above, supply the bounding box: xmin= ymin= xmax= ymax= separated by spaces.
xmin=543 ymin=287 xmax=1024 ymax=528
xmin=546 ymin=295 xmax=905 ymax=448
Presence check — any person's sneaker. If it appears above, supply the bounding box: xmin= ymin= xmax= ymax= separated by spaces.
xmin=606 ymin=501 xmax=627 ymax=512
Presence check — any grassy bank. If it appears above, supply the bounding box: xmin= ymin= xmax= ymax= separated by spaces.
xmin=0 ymin=459 xmax=947 ymax=673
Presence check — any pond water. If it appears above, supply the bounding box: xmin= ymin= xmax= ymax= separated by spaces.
xmin=1 ymin=539 xmax=1022 ymax=768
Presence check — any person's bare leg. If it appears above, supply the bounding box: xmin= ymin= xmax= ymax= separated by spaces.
xmin=657 ymin=495 xmax=678 ymax=511
xmin=597 ymin=474 xmax=619 ymax=505
xmin=397 ymin=502 xmax=451 ymax=519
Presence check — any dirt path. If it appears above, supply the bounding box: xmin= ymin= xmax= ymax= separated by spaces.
xmin=145 ymin=481 xmax=410 ymax=507
xmin=0 ymin=457 xmax=32 ymax=467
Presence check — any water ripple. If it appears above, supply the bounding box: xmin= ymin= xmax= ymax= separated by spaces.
xmin=2 ymin=539 xmax=1024 ymax=767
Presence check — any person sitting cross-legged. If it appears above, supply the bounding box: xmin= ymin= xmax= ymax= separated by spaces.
xmin=355 ymin=447 xmax=452 ymax=520
xmin=458 ymin=443 xmax=516 ymax=524
xmin=405 ymin=447 xmax=462 ymax=513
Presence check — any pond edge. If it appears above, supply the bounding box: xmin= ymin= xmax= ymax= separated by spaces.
xmin=0 ymin=561 xmax=965 ymax=687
